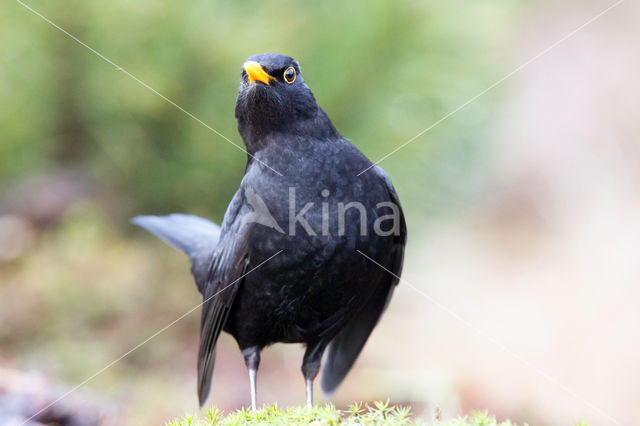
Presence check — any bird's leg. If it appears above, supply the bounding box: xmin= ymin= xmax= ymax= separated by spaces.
xmin=305 ymin=377 xmax=313 ymax=409
xmin=301 ymin=341 xmax=328 ymax=409
xmin=249 ymin=368 xmax=257 ymax=410
xmin=242 ymin=346 xmax=261 ymax=410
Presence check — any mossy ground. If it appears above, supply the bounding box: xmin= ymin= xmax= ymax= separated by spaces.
xmin=167 ymin=402 xmax=525 ymax=426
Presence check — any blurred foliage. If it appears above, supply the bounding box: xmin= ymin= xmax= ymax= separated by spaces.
xmin=0 ymin=203 xmax=202 ymax=423
xmin=1 ymin=0 xmax=516 ymax=222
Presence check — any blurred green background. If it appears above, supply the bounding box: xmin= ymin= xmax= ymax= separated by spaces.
xmin=0 ymin=0 xmax=512 ymax=220
xmin=4 ymin=0 xmax=637 ymax=425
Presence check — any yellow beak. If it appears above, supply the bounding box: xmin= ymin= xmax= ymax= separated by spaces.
xmin=243 ymin=61 xmax=275 ymax=86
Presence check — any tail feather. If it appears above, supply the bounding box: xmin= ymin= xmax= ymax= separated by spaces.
xmin=131 ymin=214 xmax=220 ymax=294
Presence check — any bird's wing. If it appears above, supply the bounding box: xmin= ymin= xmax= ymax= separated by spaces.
xmin=131 ymin=214 xmax=221 ymax=294
xmin=197 ymin=190 xmax=251 ymax=406
xmin=321 ymin=166 xmax=406 ymax=396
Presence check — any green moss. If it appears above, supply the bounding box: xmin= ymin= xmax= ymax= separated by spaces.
xmin=166 ymin=403 xmax=526 ymax=426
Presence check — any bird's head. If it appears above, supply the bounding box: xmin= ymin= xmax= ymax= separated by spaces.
xmin=235 ymin=53 xmax=337 ymax=151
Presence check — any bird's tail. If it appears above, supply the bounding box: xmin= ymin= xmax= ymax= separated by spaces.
xmin=131 ymin=214 xmax=221 ymax=294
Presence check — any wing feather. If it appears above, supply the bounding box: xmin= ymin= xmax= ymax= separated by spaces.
xmin=196 ymin=190 xmax=251 ymax=406
xmin=321 ymin=165 xmax=406 ymax=395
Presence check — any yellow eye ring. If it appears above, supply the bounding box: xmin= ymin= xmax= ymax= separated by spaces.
xmin=283 ymin=67 xmax=296 ymax=84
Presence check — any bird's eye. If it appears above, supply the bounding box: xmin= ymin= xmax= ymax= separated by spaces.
xmin=283 ymin=67 xmax=296 ymax=84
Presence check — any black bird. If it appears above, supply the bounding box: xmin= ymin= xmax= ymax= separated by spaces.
xmin=132 ymin=53 xmax=406 ymax=409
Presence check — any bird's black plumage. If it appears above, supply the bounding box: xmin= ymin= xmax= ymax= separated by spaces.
xmin=133 ymin=53 xmax=406 ymax=408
